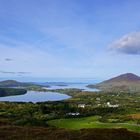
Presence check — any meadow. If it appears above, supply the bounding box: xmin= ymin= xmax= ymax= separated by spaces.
xmin=48 ymin=116 xmax=140 ymax=132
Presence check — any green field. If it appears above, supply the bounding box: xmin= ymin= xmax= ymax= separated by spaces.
xmin=48 ymin=116 xmax=140 ymax=132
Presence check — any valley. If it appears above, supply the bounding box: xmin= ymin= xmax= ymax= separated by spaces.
xmin=0 ymin=73 xmax=140 ymax=139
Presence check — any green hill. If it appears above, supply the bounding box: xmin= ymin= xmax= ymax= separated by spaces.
xmin=0 ymin=88 xmax=27 ymax=97
xmin=88 ymin=73 xmax=140 ymax=92
xmin=0 ymin=80 xmax=26 ymax=87
xmin=0 ymin=80 xmax=49 ymax=91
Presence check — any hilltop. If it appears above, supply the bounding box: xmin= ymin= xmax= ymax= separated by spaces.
xmin=88 ymin=73 xmax=140 ymax=92
xmin=0 ymin=80 xmax=49 ymax=91
xmin=0 ymin=80 xmax=26 ymax=87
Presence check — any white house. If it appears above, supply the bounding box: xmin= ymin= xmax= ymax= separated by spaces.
xmin=96 ymin=98 xmax=100 ymax=101
xmin=78 ymin=104 xmax=85 ymax=108
xmin=66 ymin=112 xmax=80 ymax=116
xmin=107 ymin=102 xmax=119 ymax=108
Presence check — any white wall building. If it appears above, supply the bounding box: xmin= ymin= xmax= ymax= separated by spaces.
xmin=78 ymin=104 xmax=85 ymax=108
xmin=107 ymin=102 xmax=119 ymax=108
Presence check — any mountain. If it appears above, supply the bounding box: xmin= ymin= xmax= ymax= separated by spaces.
xmin=0 ymin=80 xmax=26 ymax=87
xmin=103 ymin=73 xmax=140 ymax=82
xmin=88 ymin=73 xmax=140 ymax=92
xmin=0 ymin=80 xmax=45 ymax=88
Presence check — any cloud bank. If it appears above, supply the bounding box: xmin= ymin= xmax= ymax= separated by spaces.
xmin=5 ymin=58 xmax=13 ymax=61
xmin=110 ymin=32 xmax=140 ymax=55
xmin=0 ymin=71 xmax=30 ymax=75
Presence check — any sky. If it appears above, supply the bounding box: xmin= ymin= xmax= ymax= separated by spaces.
xmin=0 ymin=0 xmax=140 ymax=81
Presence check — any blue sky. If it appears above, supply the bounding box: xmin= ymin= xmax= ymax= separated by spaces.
xmin=0 ymin=0 xmax=140 ymax=81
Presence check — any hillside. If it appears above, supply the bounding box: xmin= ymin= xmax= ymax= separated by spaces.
xmin=0 ymin=88 xmax=27 ymax=97
xmin=0 ymin=80 xmax=49 ymax=91
xmin=0 ymin=80 xmax=26 ymax=87
xmin=0 ymin=126 xmax=139 ymax=140
xmin=88 ymin=73 xmax=140 ymax=92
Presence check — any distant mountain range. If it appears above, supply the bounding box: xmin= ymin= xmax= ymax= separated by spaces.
xmin=0 ymin=80 xmax=25 ymax=87
xmin=88 ymin=73 xmax=140 ymax=92
xmin=1 ymin=73 xmax=140 ymax=92
xmin=0 ymin=80 xmax=36 ymax=87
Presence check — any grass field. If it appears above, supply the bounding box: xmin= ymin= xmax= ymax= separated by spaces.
xmin=48 ymin=116 xmax=140 ymax=132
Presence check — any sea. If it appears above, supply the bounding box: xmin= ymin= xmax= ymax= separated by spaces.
xmin=0 ymin=78 xmax=100 ymax=103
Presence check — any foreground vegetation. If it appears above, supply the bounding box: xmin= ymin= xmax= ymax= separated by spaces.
xmin=0 ymin=87 xmax=140 ymax=139
xmin=0 ymin=126 xmax=139 ymax=140
xmin=0 ymin=90 xmax=139 ymax=132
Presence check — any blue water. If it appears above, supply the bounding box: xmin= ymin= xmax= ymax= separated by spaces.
xmin=0 ymin=77 xmax=100 ymax=83
xmin=45 ymin=83 xmax=99 ymax=92
xmin=0 ymin=91 xmax=70 ymax=103
xmin=0 ymin=79 xmax=99 ymax=103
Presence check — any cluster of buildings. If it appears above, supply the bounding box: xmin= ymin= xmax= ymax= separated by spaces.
xmin=66 ymin=101 xmax=119 ymax=116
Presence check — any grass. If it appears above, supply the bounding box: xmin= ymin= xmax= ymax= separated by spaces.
xmin=48 ymin=116 xmax=140 ymax=132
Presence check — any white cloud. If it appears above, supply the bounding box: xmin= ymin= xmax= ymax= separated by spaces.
xmin=109 ymin=32 xmax=140 ymax=55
